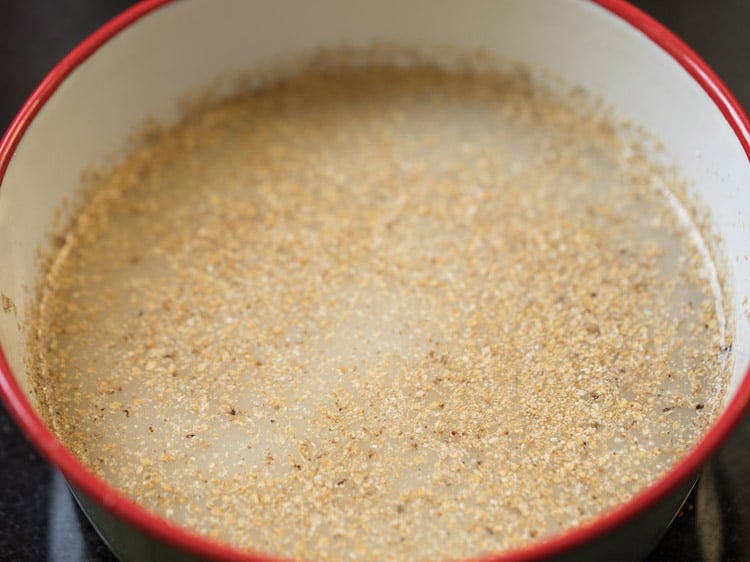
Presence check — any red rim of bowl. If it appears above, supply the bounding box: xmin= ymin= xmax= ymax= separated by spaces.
xmin=0 ymin=1 xmax=749 ymax=561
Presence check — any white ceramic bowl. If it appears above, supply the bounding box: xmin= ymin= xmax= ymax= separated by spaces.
xmin=0 ymin=1 xmax=748 ymax=560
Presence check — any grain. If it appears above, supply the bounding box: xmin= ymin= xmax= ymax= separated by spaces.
xmin=28 ymin=60 xmax=729 ymax=561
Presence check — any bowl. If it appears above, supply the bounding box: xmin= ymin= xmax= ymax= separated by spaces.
xmin=0 ymin=1 xmax=749 ymax=561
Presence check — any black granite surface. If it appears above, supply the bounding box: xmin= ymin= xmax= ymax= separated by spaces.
xmin=0 ymin=1 xmax=748 ymax=561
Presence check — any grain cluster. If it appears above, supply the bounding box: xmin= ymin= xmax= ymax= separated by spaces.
xmin=29 ymin=62 xmax=727 ymax=561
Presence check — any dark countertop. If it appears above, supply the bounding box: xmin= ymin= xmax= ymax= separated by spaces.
xmin=1 ymin=1 xmax=748 ymax=561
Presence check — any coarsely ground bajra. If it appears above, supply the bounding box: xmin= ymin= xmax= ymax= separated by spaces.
xmin=28 ymin=59 xmax=729 ymax=561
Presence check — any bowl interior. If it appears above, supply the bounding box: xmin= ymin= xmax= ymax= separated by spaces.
xmin=0 ymin=0 xmax=748 ymax=558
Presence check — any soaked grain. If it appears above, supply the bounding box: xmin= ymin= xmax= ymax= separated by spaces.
xmin=28 ymin=62 xmax=728 ymax=561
